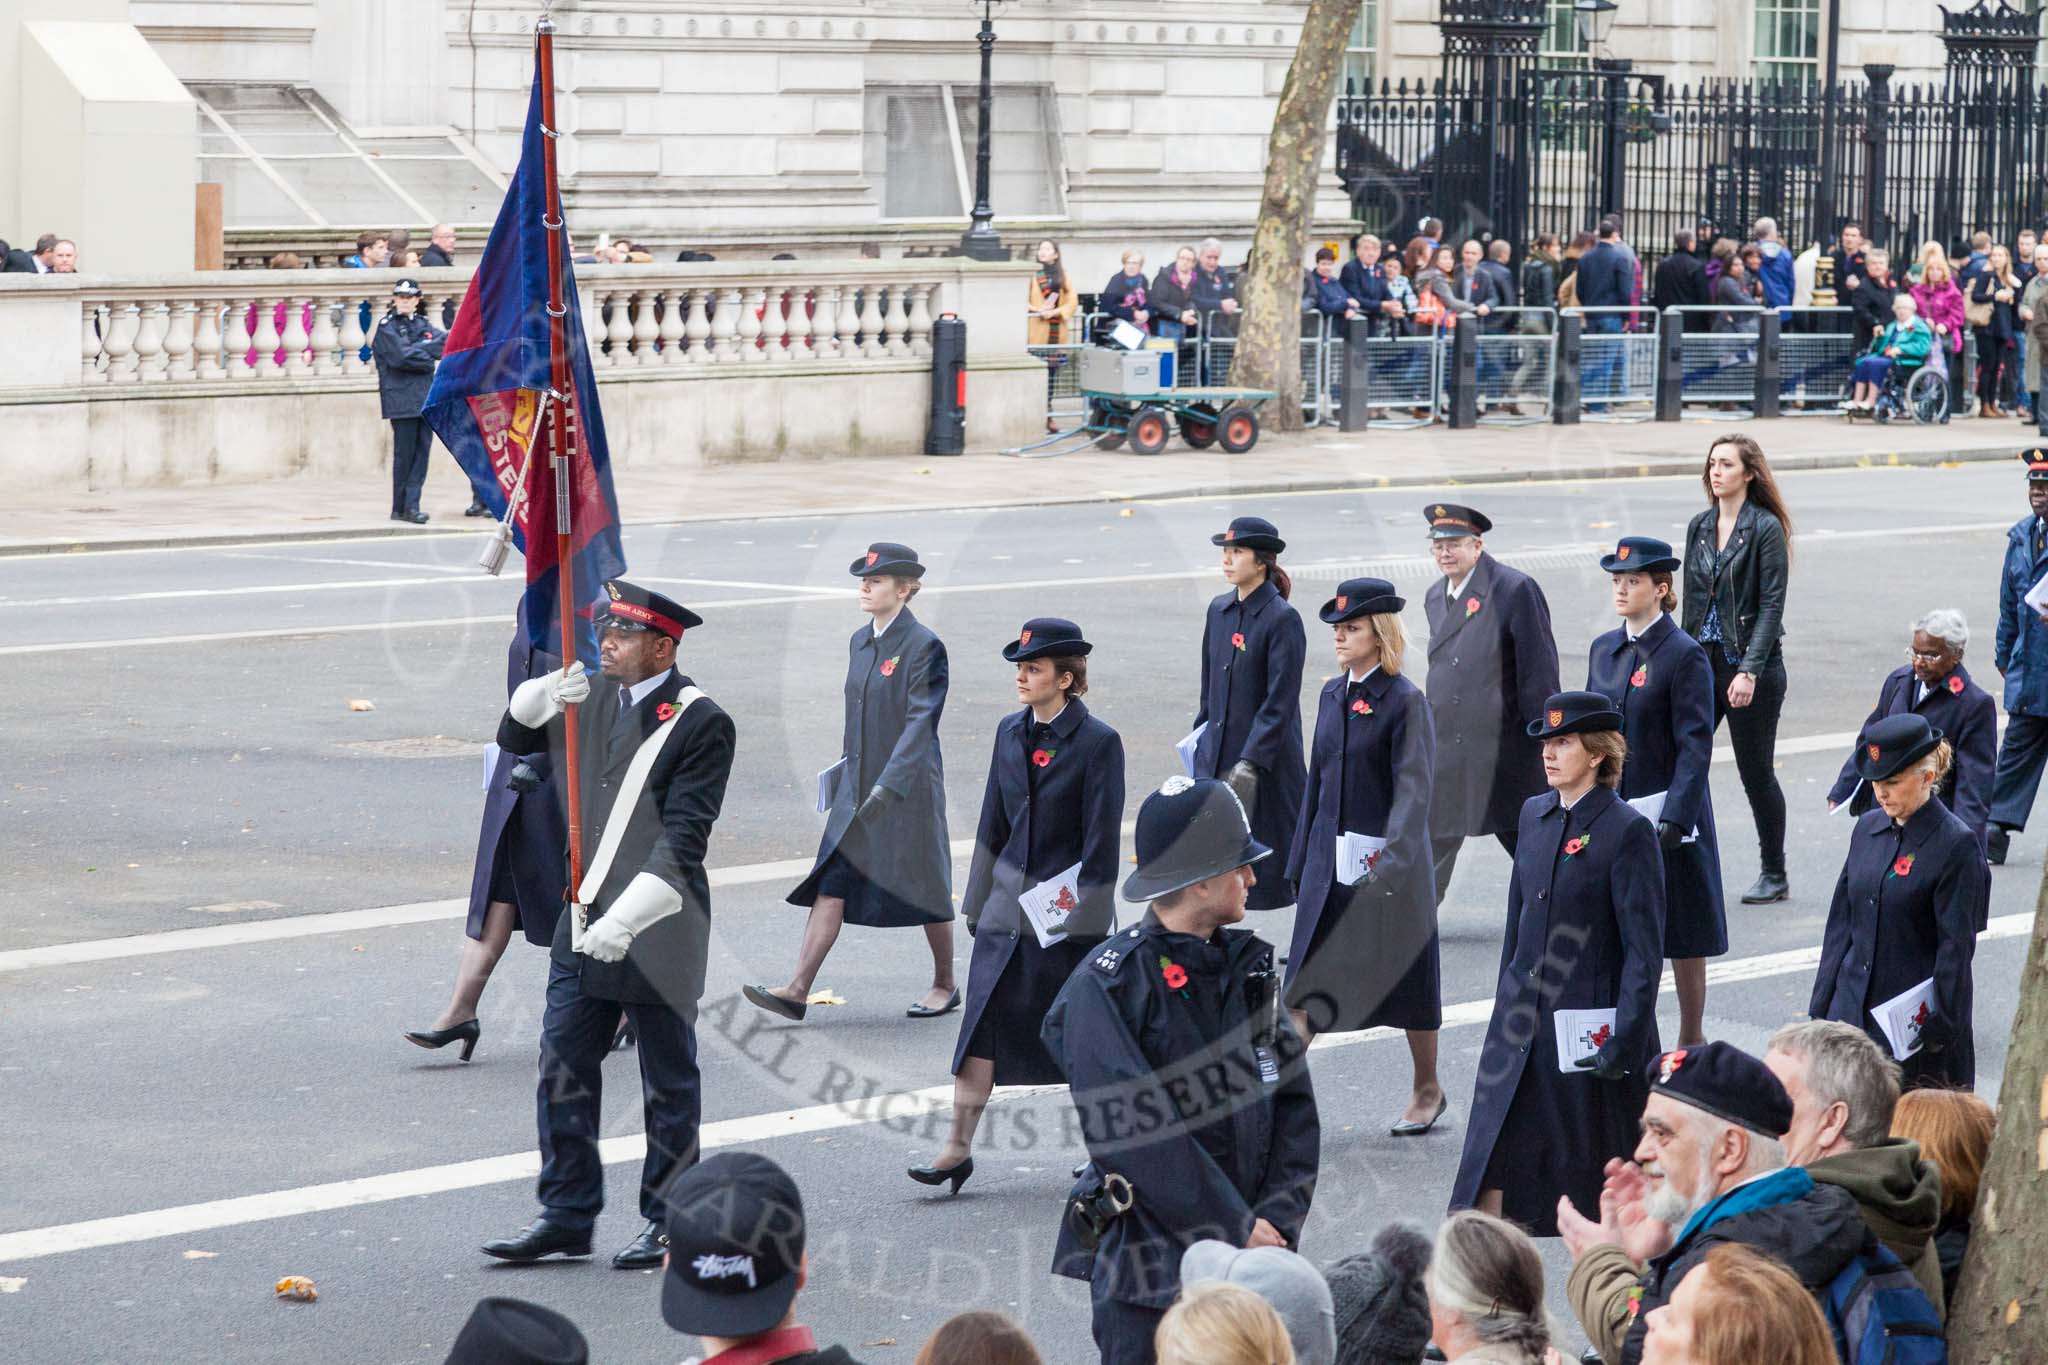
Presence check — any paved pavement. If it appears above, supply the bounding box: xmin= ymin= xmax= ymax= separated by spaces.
xmin=0 ymin=461 xmax=2037 ymax=1363
xmin=3 ymin=410 xmax=2032 ymax=554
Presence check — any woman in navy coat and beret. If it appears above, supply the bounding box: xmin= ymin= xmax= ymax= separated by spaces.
xmin=1285 ymin=577 xmax=1448 ymax=1135
xmin=750 ymin=542 xmax=957 ymax=1022
xmin=1450 ymin=692 xmax=1666 ymax=1237
xmin=910 ymin=618 xmax=1126 ymax=1193
xmin=1191 ymin=516 xmax=1308 ymax=911
xmin=1585 ymin=536 xmax=1726 ymax=1048
xmin=1811 ymin=713 xmax=1987 ymax=1091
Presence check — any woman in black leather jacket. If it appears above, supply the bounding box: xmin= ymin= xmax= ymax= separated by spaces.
xmin=1681 ymin=433 xmax=1793 ymax=905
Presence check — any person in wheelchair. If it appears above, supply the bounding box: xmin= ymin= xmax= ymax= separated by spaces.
xmin=1847 ymin=292 xmax=1934 ymax=414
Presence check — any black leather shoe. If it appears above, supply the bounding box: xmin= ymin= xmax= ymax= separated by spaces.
xmin=1740 ymin=872 xmax=1790 ymax=904
xmin=743 ymin=984 xmax=806 ymax=1021
xmin=464 ymin=499 xmax=491 ymax=517
xmin=907 ymin=1156 xmax=974 ymax=1194
xmin=612 ymin=1220 xmax=668 ymax=1269
xmin=1987 ymin=825 xmax=2009 ymax=866
xmin=480 ymin=1218 xmax=591 ymax=1263
xmin=402 ymin=1019 xmax=479 ymax=1061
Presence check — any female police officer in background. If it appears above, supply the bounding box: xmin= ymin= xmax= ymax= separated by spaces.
xmin=1284 ymin=576 xmax=1448 ymax=1136
xmin=751 ymin=541 xmax=957 ymax=1021
xmin=910 ymin=618 xmax=1125 ymax=1193
xmin=1587 ymin=536 xmax=1725 ymax=1048
xmin=1189 ymin=516 xmax=1307 ymax=911
xmin=1450 ymin=692 xmax=1665 ymax=1236
xmin=1811 ymin=713 xmax=1987 ymax=1091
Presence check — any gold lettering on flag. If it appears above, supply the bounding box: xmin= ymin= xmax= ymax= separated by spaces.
xmin=468 ymin=389 xmax=540 ymax=522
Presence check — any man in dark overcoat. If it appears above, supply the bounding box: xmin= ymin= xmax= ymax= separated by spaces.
xmin=481 ymin=581 xmax=737 ymax=1271
xmin=1987 ymin=450 xmax=2048 ymax=864
xmin=371 ymin=277 xmax=445 ymax=524
xmin=1044 ymin=777 xmax=1320 ymax=1365
xmin=1420 ymin=504 xmax=1560 ymax=900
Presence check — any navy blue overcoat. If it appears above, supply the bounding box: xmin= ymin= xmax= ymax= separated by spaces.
xmin=1422 ymin=553 xmax=1561 ymax=837
xmin=1449 ymin=785 xmax=1665 ymax=1235
xmin=1827 ymin=663 xmax=1997 ymax=867
xmin=1586 ymin=613 xmax=1726 ymax=958
xmin=791 ymin=608 xmax=953 ymax=925
xmin=954 ymin=699 xmax=1126 ymax=1082
xmin=1191 ymin=578 xmax=1308 ymax=910
xmin=1283 ymin=667 xmax=1440 ymax=1033
xmin=1811 ymin=799 xmax=1986 ymax=1089
xmin=466 ymin=603 xmax=568 ymax=947
xmin=1995 ymin=513 xmax=2048 ymax=716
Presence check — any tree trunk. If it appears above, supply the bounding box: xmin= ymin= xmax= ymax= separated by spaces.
xmin=1948 ymin=858 xmax=2048 ymax=1362
xmin=1227 ymin=0 xmax=1356 ymax=432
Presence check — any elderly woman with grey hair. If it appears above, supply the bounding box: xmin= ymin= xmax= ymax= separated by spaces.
xmin=1424 ymin=1211 xmax=1555 ymax=1365
xmin=1827 ymin=608 xmax=1997 ymax=877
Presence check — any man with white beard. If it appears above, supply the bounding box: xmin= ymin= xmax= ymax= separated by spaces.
xmin=1551 ymin=1041 xmax=1882 ymax=1365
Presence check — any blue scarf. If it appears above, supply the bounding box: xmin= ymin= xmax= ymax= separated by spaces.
xmin=1673 ymin=1165 xmax=1814 ymax=1249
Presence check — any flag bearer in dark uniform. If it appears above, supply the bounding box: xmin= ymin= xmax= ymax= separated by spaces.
xmin=481 ymin=580 xmax=737 ymax=1270
xmin=1811 ymin=714 xmax=1987 ymax=1091
xmin=1450 ymin=692 xmax=1665 ymax=1237
xmin=1829 ymin=609 xmax=1997 ymax=873
xmin=1419 ymin=504 xmax=1560 ymax=902
xmin=1044 ymin=777 xmax=1320 ymax=1365
xmin=752 ymin=543 xmax=956 ymax=1021
xmin=405 ymin=596 xmax=567 ymax=1061
xmin=1189 ymin=516 xmax=1308 ymax=911
xmin=1586 ymin=537 xmax=1725 ymax=1049
xmin=1284 ymin=577 xmax=1448 ymax=1136
xmin=910 ymin=618 xmax=1126 ymax=1193
xmin=1987 ymin=450 xmax=2048 ymax=865
xmin=371 ymin=277 xmax=445 ymax=524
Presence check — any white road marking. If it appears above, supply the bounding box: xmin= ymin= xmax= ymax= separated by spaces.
xmin=0 ymin=909 xmax=2027 ymax=1264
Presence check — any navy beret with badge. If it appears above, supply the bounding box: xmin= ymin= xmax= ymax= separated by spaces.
xmin=595 ymin=579 xmax=702 ymax=639
xmin=1525 ymin=689 xmax=1623 ymax=739
xmin=1318 ymin=576 xmax=1405 ymax=625
xmin=1003 ymin=616 xmax=1092 ymax=662
xmin=1423 ymin=502 xmax=1493 ymax=538
xmin=1210 ymin=516 xmax=1286 ymax=553
xmin=661 ymin=1151 xmax=807 ymax=1339
xmin=1647 ymin=1040 xmax=1794 ymax=1138
xmin=1123 ymin=776 xmax=1272 ymax=902
xmin=1599 ymin=535 xmax=1681 ymax=574
xmin=850 ymin=541 xmax=926 ymax=578
xmin=1854 ymin=713 xmax=1946 ymax=782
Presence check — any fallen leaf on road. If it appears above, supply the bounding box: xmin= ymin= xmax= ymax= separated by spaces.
xmin=864 ymin=1340 xmax=897 ymax=1349
xmin=275 ymin=1276 xmax=317 ymax=1302
xmin=806 ymin=989 xmax=846 ymax=1006
xmin=1119 ymin=508 xmax=1135 ymax=517
xmin=1587 ymin=520 xmax=1615 ymax=529
xmin=0 ymin=1277 xmax=24 ymax=1293
xmin=346 ymin=699 xmax=376 ymax=712
xmin=183 ymin=1250 xmax=218 ymax=1260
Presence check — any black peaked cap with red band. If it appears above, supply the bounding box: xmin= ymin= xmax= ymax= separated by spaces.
xmin=595 ymin=579 xmax=701 ymax=639
xmin=2023 ymin=447 xmax=2048 ymax=481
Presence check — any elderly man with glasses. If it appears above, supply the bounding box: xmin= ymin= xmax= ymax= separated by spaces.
xmin=1827 ymin=608 xmax=1996 ymax=872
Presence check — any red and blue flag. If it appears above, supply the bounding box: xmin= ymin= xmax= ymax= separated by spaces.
xmin=425 ymin=57 xmax=624 ymax=657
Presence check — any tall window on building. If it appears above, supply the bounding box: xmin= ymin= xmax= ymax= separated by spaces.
xmin=1344 ymin=0 xmax=1379 ymax=94
xmin=1542 ymin=0 xmax=1589 ymax=68
xmin=861 ymin=84 xmax=1064 ymax=221
xmin=1753 ymin=0 xmax=1821 ymax=84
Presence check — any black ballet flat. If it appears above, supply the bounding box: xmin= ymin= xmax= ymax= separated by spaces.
xmin=403 ymin=1019 xmax=480 ymax=1061
xmin=906 ymin=989 xmax=961 ymax=1019
xmin=1389 ymin=1095 xmax=1448 ymax=1137
xmin=907 ymin=1157 xmax=974 ymax=1194
xmin=743 ymin=984 xmax=807 ymax=1021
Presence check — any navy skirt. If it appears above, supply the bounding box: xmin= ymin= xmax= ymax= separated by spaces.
xmin=816 ymin=824 xmax=946 ymax=929
xmin=957 ymin=931 xmax=1099 ymax=1085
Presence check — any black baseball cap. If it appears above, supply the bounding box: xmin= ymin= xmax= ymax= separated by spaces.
xmin=661 ymin=1152 xmax=806 ymax=1339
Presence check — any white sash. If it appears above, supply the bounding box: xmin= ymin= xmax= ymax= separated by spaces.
xmin=570 ymin=686 xmax=705 ymax=946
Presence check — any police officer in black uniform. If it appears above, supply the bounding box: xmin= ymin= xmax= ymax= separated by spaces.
xmin=370 ymin=277 xmax=445 ymax=524
xmin=481 ymin=580 xmax=738 ymax=1270
xmin=1042 ymin=777 xmax=1321 ymax=1365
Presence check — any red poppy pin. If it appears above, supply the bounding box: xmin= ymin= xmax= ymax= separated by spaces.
xmin=1626 ymin=1285 xmax=1645 ymax=1322
xmin=655 ymin=701 xmax=676 ymax=722
xmin=1867 ymin=742 xmax=1882 ymax=763
xmin=1948 ymin=675 xmax=1964 ymax=695
xmin=1618 ymin=544 xmax=1632 ymax=561
xmin=880 ymin=654 xmax=900 ymax=677
xmin=865 ymin=550 xmax=879 ymax=567
xmin=1659 ymin=1048 xmax=1688 ymax=1083
xmin=1548 ymin=709 xmax=1565 ymax=729
xmin=1630 ymin=666 xmax=1648 ymax=688
xmin=1351 ymin=698 xmax=1373 ymax=716
xmin=1231 ymin=632 xmax=1247 ymax=651
xmin=1335 ymin=595 xmax=1348 ymax=612
xmin=1019 ymin=628 xmax=1032 ymax=648
xmin=1031 ymin=748 xmax=1055 ymax=767
xmin=1563 ymin=834 xmax=1592 ymax=859
xmin=1158 ymin=955 xmax=1190 ymax=995
xmin=1891 ymin=853 xmax=1916 ymax=879
xmin=1465 ymin=596 xmax=1481 ymax=617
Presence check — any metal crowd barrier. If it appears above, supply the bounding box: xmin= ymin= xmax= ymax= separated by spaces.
xmin=1473 ymin=307 xmax=1556 ymax=424
xmin=1564 ymin=305 xmax=1657 ymax=420
xmin=1201 ymin=311 xmax=1329 ymax=426
xmin=1667 ymin=305 xmax=1762 ymax=415
xmin=1026 ymin=309 xmax=1100 ymax=427
xmin=1777 ymin=306 xmax=1856 ymax=414
xmin=1332 ymin=324 xmax=1445 ymax=430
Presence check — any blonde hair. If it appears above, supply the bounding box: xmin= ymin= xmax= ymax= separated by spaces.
xmin=1579 ymin=730 xmax=1627 ymax=789
xmin=1891 ymin=1088 xmax=1995 ymax=1220
xmin=1687 ymin=1245 xmax=1838 ymax=1365
xmin=1154 ymin=1282 xmax=1296 ymax=1365
xmin=1371 ymin=611 xmax=1408 ymax=677
xmin=1914 ymin=739 xmax=1955 ymax=785
xmin=1922 ymin=258 xmax=1952 ymax=287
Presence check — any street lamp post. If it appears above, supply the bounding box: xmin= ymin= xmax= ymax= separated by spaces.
xmin=1574 ymin=0 xmax=1630 ymax=219
xmin=960 ymin=0 xmax=1006 ymax=261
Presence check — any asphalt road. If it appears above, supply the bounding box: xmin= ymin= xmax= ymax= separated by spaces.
xmin=1 ymin=461 xmax=2037 ymax=1364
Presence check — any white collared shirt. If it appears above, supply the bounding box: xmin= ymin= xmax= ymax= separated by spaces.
xmin=870 ymin=608 xmax=902 ymax=639
xmin=1031 ymin=700 xmax=1070 ymax=729
xmin=1445 ymin=572 xmax=1472 ymax=600
xmin=1915 ymin=680 xmax=1930 ymax=706
xmin=619 ymin=668 xmax=673 ymax=710
xmin=1347 ymin=664 xmax=1380 ymax=686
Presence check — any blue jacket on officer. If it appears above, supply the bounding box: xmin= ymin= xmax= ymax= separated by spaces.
xmin=1043 ymin=777 xmax=1319 ymax=1365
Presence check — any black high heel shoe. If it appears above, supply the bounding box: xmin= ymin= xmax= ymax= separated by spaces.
xmin=403 ymin=1019 xmax=480 ymax=1061
xmin=907 ymin=1156 xmax=974 ymax=1195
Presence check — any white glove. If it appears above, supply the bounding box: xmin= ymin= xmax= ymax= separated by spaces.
xmin=580 ymin=872 xmax=683 ymax=962
xmin=508 ymin=662 xmax=589 ymax=727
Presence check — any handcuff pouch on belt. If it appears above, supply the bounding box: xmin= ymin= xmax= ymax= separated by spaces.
xmin=1065 ymin=1164 xmax=1135 ymax=1252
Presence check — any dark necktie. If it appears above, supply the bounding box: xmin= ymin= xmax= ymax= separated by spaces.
xmin=608 ymin=686 xmax=636 ymax=761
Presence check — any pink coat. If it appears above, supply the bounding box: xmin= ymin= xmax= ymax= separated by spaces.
xmin=1910 ymin=280 xmax=1966 ymax=353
